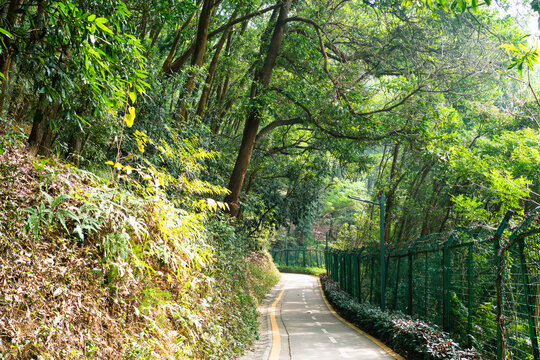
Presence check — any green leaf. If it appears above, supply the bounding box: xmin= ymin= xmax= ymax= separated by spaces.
xmin=56 ymin=213 xmax=68 ymax=232
xmin=51 ymin=194 xmax=70 ymax=208
xmin=95 ymin=17 xmax=114 ymax=35
xmin=87 ymin=14 xmax=97 ymax=22
xmin=128 ymin=90 xmax=137 ymax=103
xmin=0 ymin=27 xmax=13 ymax=39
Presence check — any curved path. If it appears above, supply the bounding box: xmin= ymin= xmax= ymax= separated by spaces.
xmin=239 ymin=273 xmax=402 ymax=360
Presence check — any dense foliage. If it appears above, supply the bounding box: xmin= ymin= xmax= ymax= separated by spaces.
xmin=0 ymin=138 xmax=280 ymax=358
xmin=2 ymin=0 xmax=540 ymax=357
xmin=320 ymin=274 xmax=483 ymax=359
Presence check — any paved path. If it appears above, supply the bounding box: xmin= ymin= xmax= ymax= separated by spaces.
xmin=239 ymin=273 xmax=399 ymax=360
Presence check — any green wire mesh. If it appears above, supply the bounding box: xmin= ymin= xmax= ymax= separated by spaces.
xmin=322 ymin=208 xmax=540 ymax=360
xmin=269 ymin=247 xmax=325 ymax=268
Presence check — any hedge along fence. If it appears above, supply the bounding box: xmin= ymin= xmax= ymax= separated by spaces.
xmin=326 ymin=208 xmax=540 ymax=360
xmin=269 ymin=247 xmax=325 ymax=268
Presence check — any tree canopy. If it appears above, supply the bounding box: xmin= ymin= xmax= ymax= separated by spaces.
xmin=1 ymin=0 xmax=539 ymax=248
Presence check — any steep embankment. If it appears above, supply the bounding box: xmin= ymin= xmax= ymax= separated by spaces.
xmin=0 ymin=149 xmax=280 ymax=359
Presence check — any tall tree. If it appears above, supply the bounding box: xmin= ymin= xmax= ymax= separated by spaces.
xmin=224 ymin=0 xmax=293 ymax=216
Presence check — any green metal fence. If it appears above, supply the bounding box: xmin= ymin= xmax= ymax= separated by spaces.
xmin=326 ymin=209 xmax=540 ymax=360
xmin=270 ymin=247 xmax=325 ymax=268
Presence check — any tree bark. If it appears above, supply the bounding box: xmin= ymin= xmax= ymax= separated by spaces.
xmin=166 ymin=3 xmax=282 ymax=75
xmin=195 ymin=12 xmax=237 ymax=117
xmin=28 ymin=94 xmax=48 ymax=156
xmin=28 ymin=94 xmax=60 ymax=157
xmin=175 ymin=0 xmax=214 ymax=121
xmin=0 ymin=0 xmax=25 ymax=114
xmin=224 ymin=0 xmax=293 ymax=216
xmin=384 ymin=142 xmax=400 ymax=242
xmin=162 ymin=9 xmax=198 ymax=73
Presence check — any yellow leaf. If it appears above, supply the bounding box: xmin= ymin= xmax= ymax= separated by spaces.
xmin=518 ymin=43 xmax=530 ymax=52
xmin=206 ymin=198 xmax=217 ymax=211
xmin=136 ymin=139 xmax=145 ymax=153
xmin=128 ymin=91 xmax=137 ymax=103
xmin=105 ymin=161 xmax=114 ymax=166
xmin=124 ymin=106 xmax=135 ymax=127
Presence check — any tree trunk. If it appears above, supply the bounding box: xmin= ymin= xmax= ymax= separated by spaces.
xmin=27 ymin=95 xmax=59 ymax=157
xmin=195 ymin=12 xmax=237 ymax=117
xmin=28 ymin=94 xmax=48 ymax=156
xmin=0 ymin=0 xmax=25 ymax=114
xmin=175 ymin=0 xmax=214 ymax=121
xmin=66 ymin=133 xmax=87 ymax=166
xmin=224 ymin=0 xmax=293 ymax=216
xmin=162 ymin=10 xmax=198 ymax=73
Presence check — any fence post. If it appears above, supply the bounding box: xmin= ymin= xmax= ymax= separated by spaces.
xmin=357 ymin=249 xmax=364 ymax=303
xmin=493 ymin=210 xmax=514 ymax=360
xmin=443 ymin=232 xmax=457 ymax=331
xmin=424 ymin=252 xmax=428 ymax=318
xmin=380 ymin=196 xmax=386 ymax=312
xmin=348 ymin=253 xmax=353 ymax=295
xmin=393 ymin=256 xmax=401 ymax=311
xmin=369 ymin=256 xmax=375 ymax=303
xmin=467 ymin=242 xmax=474 ymax=348
xmin=341 ymin=252 xmax=345 ymax=290
xmin=408 ymin=252 xmax=413 ymax=315
xmin=518 ymin=237 xmax=540 ymax=360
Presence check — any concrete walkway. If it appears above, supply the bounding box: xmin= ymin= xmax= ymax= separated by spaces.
xmin=238 ymin=273 xmax=400 ymax=360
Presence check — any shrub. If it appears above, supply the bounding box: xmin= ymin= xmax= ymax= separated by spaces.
xmin=277 ymin=265 xmax=326 ymax=276
xmin=320 ymin=274 xmax=484 ymax=360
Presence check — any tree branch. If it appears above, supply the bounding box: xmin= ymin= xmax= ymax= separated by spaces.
xmin=167 ymin=3 xmax=283 ymax=74
xmin=255 ymin=117 xmax=304 ymax=143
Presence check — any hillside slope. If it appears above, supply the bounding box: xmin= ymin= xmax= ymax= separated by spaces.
xmin=0 ymin=148 xmax=279 ymax=359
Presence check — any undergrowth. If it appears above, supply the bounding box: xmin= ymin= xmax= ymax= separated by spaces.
xmin=320 ymin=274 xmax=483 ymax=360
xmin=0 ymin=144 xmax=280 ymax=359
xmin=276 ymin=265 xmax=325 ymax=276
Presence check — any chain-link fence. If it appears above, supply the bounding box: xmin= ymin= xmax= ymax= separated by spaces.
xmin=325 ymin=208 xmax=540 ymax=360
xmin=270 ymin=247 xmax=325 ymax=268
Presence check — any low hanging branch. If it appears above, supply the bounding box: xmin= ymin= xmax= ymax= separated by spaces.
xmin=255 ymin=117 xmax=304 ymax=143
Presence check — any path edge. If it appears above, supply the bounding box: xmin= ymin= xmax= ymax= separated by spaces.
xmin=317 ymin=277 xmax=405 ymax=360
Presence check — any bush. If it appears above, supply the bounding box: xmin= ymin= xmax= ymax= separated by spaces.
xmin=320 ymin=274 xmax=483 ymax=360
xmin=277 ymin=265 xmax=326 ymax=276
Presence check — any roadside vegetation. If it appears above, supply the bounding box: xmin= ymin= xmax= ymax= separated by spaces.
xmin=0 ymin=138 xmax=279 ymax=359
xmin=320 ymin=275 xmax=482 ymax=360
xmin=276 ymin=265 xmax=326 ymax=276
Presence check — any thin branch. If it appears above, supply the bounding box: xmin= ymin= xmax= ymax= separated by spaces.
xmin=166 ymin=3 xmax=283 ymax=74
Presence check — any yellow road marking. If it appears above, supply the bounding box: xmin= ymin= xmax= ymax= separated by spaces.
xmin=317 ymin=278 xmax=405 ymax=360
xmin=268 ymin=289 xmax=285 ymax=360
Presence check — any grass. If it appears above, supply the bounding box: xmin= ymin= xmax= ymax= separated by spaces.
xmin=276 ymin=265 xmax=326 ymax=276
